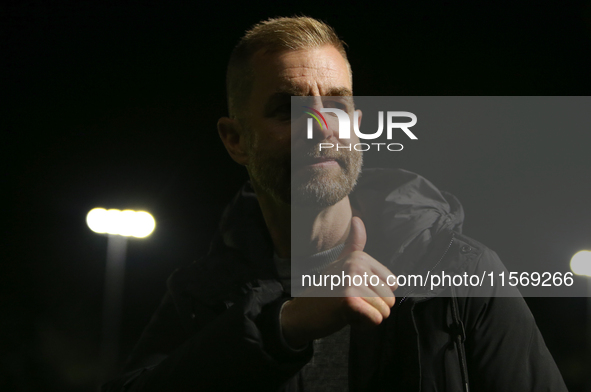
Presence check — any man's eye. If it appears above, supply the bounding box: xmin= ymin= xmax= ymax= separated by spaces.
xmin=273 ymin=104 xmax=292 ymax=120
xmin=276 ymin=104 xmax=291 ymax=113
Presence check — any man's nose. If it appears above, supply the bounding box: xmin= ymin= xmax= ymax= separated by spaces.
xmin=307 ymin=118 xmax=333 ymax=143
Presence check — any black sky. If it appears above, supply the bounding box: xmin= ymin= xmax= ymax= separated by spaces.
xmin=3 ymin=2 xmax=591 ymax=391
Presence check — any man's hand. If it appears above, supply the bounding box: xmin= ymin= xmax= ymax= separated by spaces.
xmin=280 ymin=216 xmax=397 ymax=348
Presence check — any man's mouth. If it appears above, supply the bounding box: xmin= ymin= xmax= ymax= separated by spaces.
xmin=307 ymin=157 xmax=338 ymax=166
xmin=293 ymin=156 xmax=340 ymax=169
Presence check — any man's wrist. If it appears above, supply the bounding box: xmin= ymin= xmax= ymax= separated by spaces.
xmin=256 ymin=297 xmax=311 ymax=361
xmin=280 ymin=299 xmax=310 ymax=349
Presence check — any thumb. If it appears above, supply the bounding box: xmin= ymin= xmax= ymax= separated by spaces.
xmin=340 ymin=216 xmax=367 ymax=257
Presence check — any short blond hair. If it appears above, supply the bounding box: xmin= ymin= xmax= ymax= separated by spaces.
xmin=226 ymin=16 xmax=350 ymax=118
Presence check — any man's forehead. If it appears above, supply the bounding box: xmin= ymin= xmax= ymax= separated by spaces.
xmin=250 ymin=46 xmax=352 ymax=96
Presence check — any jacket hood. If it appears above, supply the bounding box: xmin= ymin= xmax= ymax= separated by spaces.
xmin=351 ymin=168 xmax=464 ymax=276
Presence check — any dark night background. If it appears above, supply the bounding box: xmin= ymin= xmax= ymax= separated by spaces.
xmin=3 ymin=1 xmax=591 ymax=391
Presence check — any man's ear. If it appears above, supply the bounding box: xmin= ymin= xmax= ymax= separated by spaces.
xmin=217 ymin=117 xmax=249 ymax=166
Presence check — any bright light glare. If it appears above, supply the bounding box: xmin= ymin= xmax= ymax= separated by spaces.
xmin=86 ymin=208 xmax=156 ymax=238
xmin=570 ymin=250 xmax=591 ymax=277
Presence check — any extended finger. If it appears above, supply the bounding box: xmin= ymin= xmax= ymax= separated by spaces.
xmin=340 ymin=216 xmax=367 ymax=256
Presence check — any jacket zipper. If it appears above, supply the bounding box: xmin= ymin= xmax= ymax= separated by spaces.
xmin=399 ymin=232 xmax=455 ymax=305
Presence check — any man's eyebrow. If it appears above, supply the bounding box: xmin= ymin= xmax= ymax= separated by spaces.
xmin=270 ymin=85 xmax=353 ymax=98
xmin=324 ymin=87 xmax=353 ymax=96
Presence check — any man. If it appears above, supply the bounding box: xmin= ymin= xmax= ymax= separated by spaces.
xmin=103 ymin=16 xmax=567 ymax=391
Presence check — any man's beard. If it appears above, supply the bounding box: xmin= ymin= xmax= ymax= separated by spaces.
xmin=290 ymin=143 xmax=363 ymax=208
xmin=247 ymin=137 xmax=363 ymax=209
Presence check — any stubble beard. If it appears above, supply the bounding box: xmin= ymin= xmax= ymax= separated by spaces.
xmin=247 ymin=132 xmax=363 ymax=210
xmin=290 ymin=143 xmax=363 ymax=209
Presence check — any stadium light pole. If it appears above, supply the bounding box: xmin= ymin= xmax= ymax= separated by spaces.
xmin=86 ymin=208 xmax=156 ymax=380
xmin=570 ymin=250 xmax=591 ymax=392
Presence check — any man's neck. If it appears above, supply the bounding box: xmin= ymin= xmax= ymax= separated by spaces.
xmin=256 ymin=192 xmax=352 ymax=259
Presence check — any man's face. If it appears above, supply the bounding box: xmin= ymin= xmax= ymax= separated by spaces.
xmin=241 ymin=45 xmax=362 ymax=208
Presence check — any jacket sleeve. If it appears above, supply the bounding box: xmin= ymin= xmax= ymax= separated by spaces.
xmin=462 ymin=248 xmax=568 ymax=392
xmin=101 ymin=280 xmax=312 ymax=392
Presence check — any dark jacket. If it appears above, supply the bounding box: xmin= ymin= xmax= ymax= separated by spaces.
xmin=102 ymin=168 xmax=568 ymax=392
